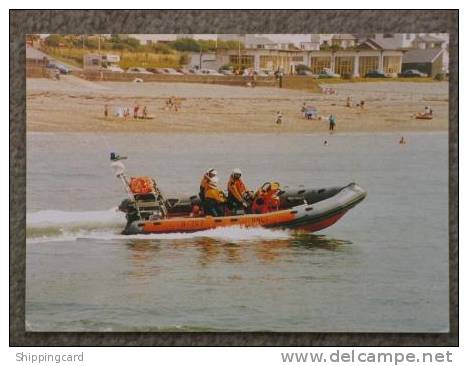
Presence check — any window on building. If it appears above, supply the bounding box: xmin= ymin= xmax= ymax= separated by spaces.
xmin=230 ymin=55 xmax=255 ymax=69
xmin=383 ymin=56 xmax=401 ymax=73
xmin=383 ymin=33 xmax=394 ymax=38
xmin=406 ymin=34 xmax=412 ymax=40
xmin=259 ymin=55 xmax=291 ymax=71
xmin=309 ymin=56 xmax=331 ymax=74
xmin=359 ymin=56 xmax=379 ymax=76
xmin=260 ymin=56 xmax=276 ymax=70
xmin=292 ymin=56 xmax=304 ymax=62
xmin=334 ymin=56 xmax=354 ymax=75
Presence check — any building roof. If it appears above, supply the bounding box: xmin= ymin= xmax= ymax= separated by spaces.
xmin=357 ymin=38 xmax=384 ymax=50
xmin=413 ymin=35 xmax=445 ymax=43
xmin=369 ymin=37 xmax=400 ymax=50
xmin=331 ymin=34 xmax=357 ymax=40
xmin=310 ymin=34 xmax=321 ymax=42
xmin=402 ymin=48 xmax=444 ymax=63
xmin=245 ymin=35 xmax=276 ymax=45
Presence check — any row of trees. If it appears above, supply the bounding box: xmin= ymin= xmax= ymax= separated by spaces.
xmin=41 ymin=34 xmax=244 ymax=54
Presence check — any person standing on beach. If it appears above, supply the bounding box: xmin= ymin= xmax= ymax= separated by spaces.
xmin=424 ymin=105 xmax=433 ymax=116
xmin=133 ymin=103 xmax=139 ymax=119
xmin=104 ymin=104 xmax=108 ymax=118
xmin=346 ymin=96 xmax=352 ymax=107
xmin=276 ymin=111 xmax=283 ymax=125
xmin=142 ymin=106 xmax=148 ymax=119
xmin=329 ymin=114 xmax=336 ymax=133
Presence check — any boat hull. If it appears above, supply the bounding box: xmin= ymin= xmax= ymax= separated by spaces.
xmin=122 ymin=183 xmax=366 ymax=235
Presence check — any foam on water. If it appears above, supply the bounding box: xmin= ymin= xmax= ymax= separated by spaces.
xmin=81 ymin=225 xmax=292 ymax=241
xmin=26 ymin=209 xmax=292 ymax=243
xmin=27 ymin=226 xmax=292 ymax=244
xmin=27 ymin=208 xmax=125 ymax=226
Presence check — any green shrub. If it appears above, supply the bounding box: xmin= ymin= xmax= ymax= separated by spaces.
xmin=45 ymin=35 xmax=67 ymax=47
xmin=219 ymin=63 xmax=234 ymax=70
xmin=434 ymin=72 xmax=446 ymax=81
xmin=169 ymin=38 xmax=201 ymax=52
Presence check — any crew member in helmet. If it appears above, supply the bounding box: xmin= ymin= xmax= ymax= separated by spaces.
xmin=252 ymin=182 xmax=281 ymax=214
xmin=199 ymin=169 xmax=226 ymax=217
xmin=227 ymin=168 xmax=251 ymax=211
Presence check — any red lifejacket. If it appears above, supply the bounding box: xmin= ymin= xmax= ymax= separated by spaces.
xmin=252 ymin=183 xmax=280 ymax=214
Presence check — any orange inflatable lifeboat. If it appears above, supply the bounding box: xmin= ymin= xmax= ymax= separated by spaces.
xmin=118 ymin=182 xmax=367 ymax=235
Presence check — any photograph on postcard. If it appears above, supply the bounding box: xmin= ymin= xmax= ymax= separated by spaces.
xmin=25 ymin=33 xmax=449 ymax=332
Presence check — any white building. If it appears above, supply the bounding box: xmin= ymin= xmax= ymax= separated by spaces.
xmin=371 ymin=33 xmax=449 ymax=72
xmin=299 ymin=35 xmax=321 ymax=51
xmin=127 ymin=34 xmax=177 ymax=45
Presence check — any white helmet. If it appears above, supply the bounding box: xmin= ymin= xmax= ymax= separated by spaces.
xmin=211 ymin=176 xmax=219 ymax=183
xmin=232 ymin=168 xmax=242 ymax=176
xmin=207 ymin=168 xmax=217 ymax=177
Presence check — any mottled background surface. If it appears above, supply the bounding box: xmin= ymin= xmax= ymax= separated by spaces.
xmin=10 ymin=9 xmax=458 ymax=346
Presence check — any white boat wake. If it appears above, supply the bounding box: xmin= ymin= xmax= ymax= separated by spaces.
xmin=26 ymin=209 xmax=292 ymax=243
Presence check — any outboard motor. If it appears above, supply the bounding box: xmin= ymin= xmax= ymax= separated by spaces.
xmin=111 ymin=153 xmax=169 ymax=223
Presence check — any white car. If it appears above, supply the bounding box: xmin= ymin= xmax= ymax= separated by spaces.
xmin=255 ymin=70 xmax=272 ymax=77
xmin=219 ymin=69 xmax=234 ymax=75
xmin=106 ymin=65 xmax=124 ymax=73
xmin=126 ymin=67 xmax=153 ymax=74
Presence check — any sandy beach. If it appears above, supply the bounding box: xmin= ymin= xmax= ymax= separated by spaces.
xmin=26 ymin=76 xmax=449 ymax=133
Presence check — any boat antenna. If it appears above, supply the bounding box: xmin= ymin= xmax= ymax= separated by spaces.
xmin=110 ymin=153 xmax=142 ymax=219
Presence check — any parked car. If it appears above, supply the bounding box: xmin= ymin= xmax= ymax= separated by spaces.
xmin=261 ymin=69 xmax=275 ymax=77
xmin=126 ymin=67 xmax=153 ymax=74
xmin=146 ymin=67 xmax=163 ymax=74
xmin=365 ymin=70 xmax=385 ymax=78
xmin=197 ymin=69 xmax=224 ymax=76
xmin=297 ymin=70 xmax=314 ymax=76
xmin=161 ymin=68 xmax=183 ymax=75
xmin=176 ymin=68 xmax=194 ymax=74
xmin=47 ymin=61 xmax=71 ymax=74
xmin=255 ymin=70 xmax=272 ymax=77
xmin=398 ymin=69 xmax=428 ymax=77
xmin=219 ymin=69 xmax=234 ymax=75
xmin=105 ymin=65 xmax=124 ymax=73
xmin=318 ymin=70 xmax=340 ymax=78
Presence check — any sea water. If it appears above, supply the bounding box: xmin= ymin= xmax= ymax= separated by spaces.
xmin=25 ymin=132 xmax=449 ymax=332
